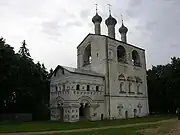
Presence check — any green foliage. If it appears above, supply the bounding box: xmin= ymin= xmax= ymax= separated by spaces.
xmin=147 ymin=57 xmax=180 ymax=113
xmin=0 ymin=37 xmax=50 ymax=120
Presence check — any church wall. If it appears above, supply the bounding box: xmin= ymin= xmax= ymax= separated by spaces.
xmin=110 ymin=97 xmax=149 ymax=119
xmin=106 ymin=38 xmax=149 ymax=118
xmin=50 ymin=68 xmax=106 ymax=122
xmin=77 ymin=35 xmax=107 ymax=75
xmin=77 ymin=35 xmax=93 ymax=69
xmin=107 ymin=39 xmax=147 ymax=96
xmin=90 ymin=35 xmax=107 ymax=74
xmin=50 ymin=72 xmax=105 ymax=101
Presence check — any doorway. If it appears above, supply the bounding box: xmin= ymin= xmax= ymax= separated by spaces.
xmin=79 ymin=103 xmax=84 ymax=118
xmin=79 ymin=103 xmax=89 ymax=119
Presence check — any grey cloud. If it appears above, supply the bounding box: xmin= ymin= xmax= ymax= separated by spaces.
xmin=64 ymin=21 xmax=82 ymax=27
xmin=41 ymin=21 xmax=62 ymax=37
xmin=41 ymin=19 xmax=82 ymax=41
xmin=128 ymin=0 xmax=142 ymax=7
xmin=124 ymin=0 xmax=180 ymax=68
xmin=80 ymin=9 xmax=91 ymax=20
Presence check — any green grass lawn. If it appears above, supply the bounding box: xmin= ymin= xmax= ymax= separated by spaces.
xmin=0 ymin=115 xmax=174 ymax=133
xmin=47 ymin=124 xmax=160 ymax=135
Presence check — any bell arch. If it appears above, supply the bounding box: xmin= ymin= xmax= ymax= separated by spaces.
xmin=83 ymin=44 xmax=91 ymax=66
xmin=117 ymin=45 xmax=126 ymax=63
xmin=132 ymin=50 xmax=140 ymax=66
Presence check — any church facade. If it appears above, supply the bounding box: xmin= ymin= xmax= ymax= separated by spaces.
xmin=50 ymin=10 xmax=149 ymax=122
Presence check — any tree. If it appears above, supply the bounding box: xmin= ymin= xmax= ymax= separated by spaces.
xmin=1 ymin=37 xmax=50 ymax=120
xmin=18 ymin=40 xmax=31 ymax=58
xmin=147 ymin=57 xmax=180 ymax=114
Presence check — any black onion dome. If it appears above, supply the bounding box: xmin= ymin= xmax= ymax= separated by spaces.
xmin=92 ymin=13 xmax=102 ymax=23
xmin=105 ymin=15 xmax=117 ymax=26
xmin=119 ymin=23 xmax=128 ymax=33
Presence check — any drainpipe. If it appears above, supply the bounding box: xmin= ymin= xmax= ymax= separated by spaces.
xmin=105 ymin=37 xmax=111 ymax=119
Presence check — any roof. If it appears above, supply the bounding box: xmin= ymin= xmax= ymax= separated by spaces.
xmin=77 ymin=33 xmax=145 ymax=51
xmin=53 ymin=65 xmax=104 ymax=78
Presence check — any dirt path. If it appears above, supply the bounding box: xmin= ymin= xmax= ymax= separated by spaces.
xmin=138 ymin=119 xmax=180 ymax=135
xmin=0 ymin=119 xmax=176 ymax=135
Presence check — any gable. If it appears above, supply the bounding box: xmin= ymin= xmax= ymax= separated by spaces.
xmin=52 ymin=65 xmax=71 ymax=78
xmin=77 ymin=33 xmax=92 ymax=49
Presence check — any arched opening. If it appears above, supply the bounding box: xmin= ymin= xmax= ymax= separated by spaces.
xmin=96 ymin=86 xmax=99 ymax=91
xmin=87 ymin=85 xmax=90 ymax=91
xmin=83 ymin=44 xmax=91 ymax=66
xmin=79 ymin=103 xmax=89 ymax=119
xmin=120 ymin=82 xmax=123 ymax=93
xmin=137 ymin=84 xmax=140 ymax=94
xmin=79 ymin=103 xmax=84 ymax=118
xmin=128 ymin=83 xmax=132 ymax=93
xmin=117 ymin=45 xmax=126 ymax=63
xmin=76 ymin=84 xmax=80 ymax=90
xmin=132 ymin=50 xmax=140 ymax=66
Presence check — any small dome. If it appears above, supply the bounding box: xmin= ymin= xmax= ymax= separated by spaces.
xmin=119 ymin=23 xmax=128 ymax=33
xmin=105 ymin=15 xmax=117 ymax=26
xmin=92 ymin=13 xmax=102 ymax=23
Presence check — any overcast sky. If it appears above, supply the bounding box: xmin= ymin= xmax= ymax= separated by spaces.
xmin=0 ymin=0 xmax=180 ymax=70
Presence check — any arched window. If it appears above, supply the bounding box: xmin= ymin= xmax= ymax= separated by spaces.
xmin=76 ymin=84 xmax=80 ymax=90
xmin=87 ymin=85 xmax=90 ymax=91
xmin=117 ymin=45 xmax=126 ymax=63
xmin=96 ymin=86 xmax=99 ymax=91
xmin=120 ymin=82 xmax=123 ymax=92
xmin=137 ymin=84 xmax=140 ymax=94
xmin=63 ymin=84 xmax=65 ymax=90
xmin=128 ymin=83 xmax=132 ymax=93
xmin=55 ymin=86 xmax=58 ymax=91
xmin=83 ymin=44 xmax=91 ymax=66
xmin=132 ymin=50 xmax=140 ymax=66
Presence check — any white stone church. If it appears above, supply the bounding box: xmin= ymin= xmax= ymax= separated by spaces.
xmin=50 ymin=10 xmax=149 ymax=122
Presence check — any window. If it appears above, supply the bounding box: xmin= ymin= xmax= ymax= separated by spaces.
xmin=97 ymin=53 xmax=98 ymax=57
xmin=128 ymin=83 xmax=132 ymax=93
xmin=137 ymin=84 xmax=140 ymax=94
xmin=96 ymin=86 xmax=99 ymax=91
xmin=132 ymin=50 xmax=140 ymax=66
xmin=55 ymin=86 xmax=58 ymax=91
xmin=117 ymin=45 xmax=126 ymax=63
xmin=63 ymin=84 xmax=65 ymax=90
xmin=120 ymin=82 xmax=123 ymax=92
xmin=76 ymin=84 xmax=80 ymax=90
xmin=87 ymin=85 xmax=90 ymax=91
